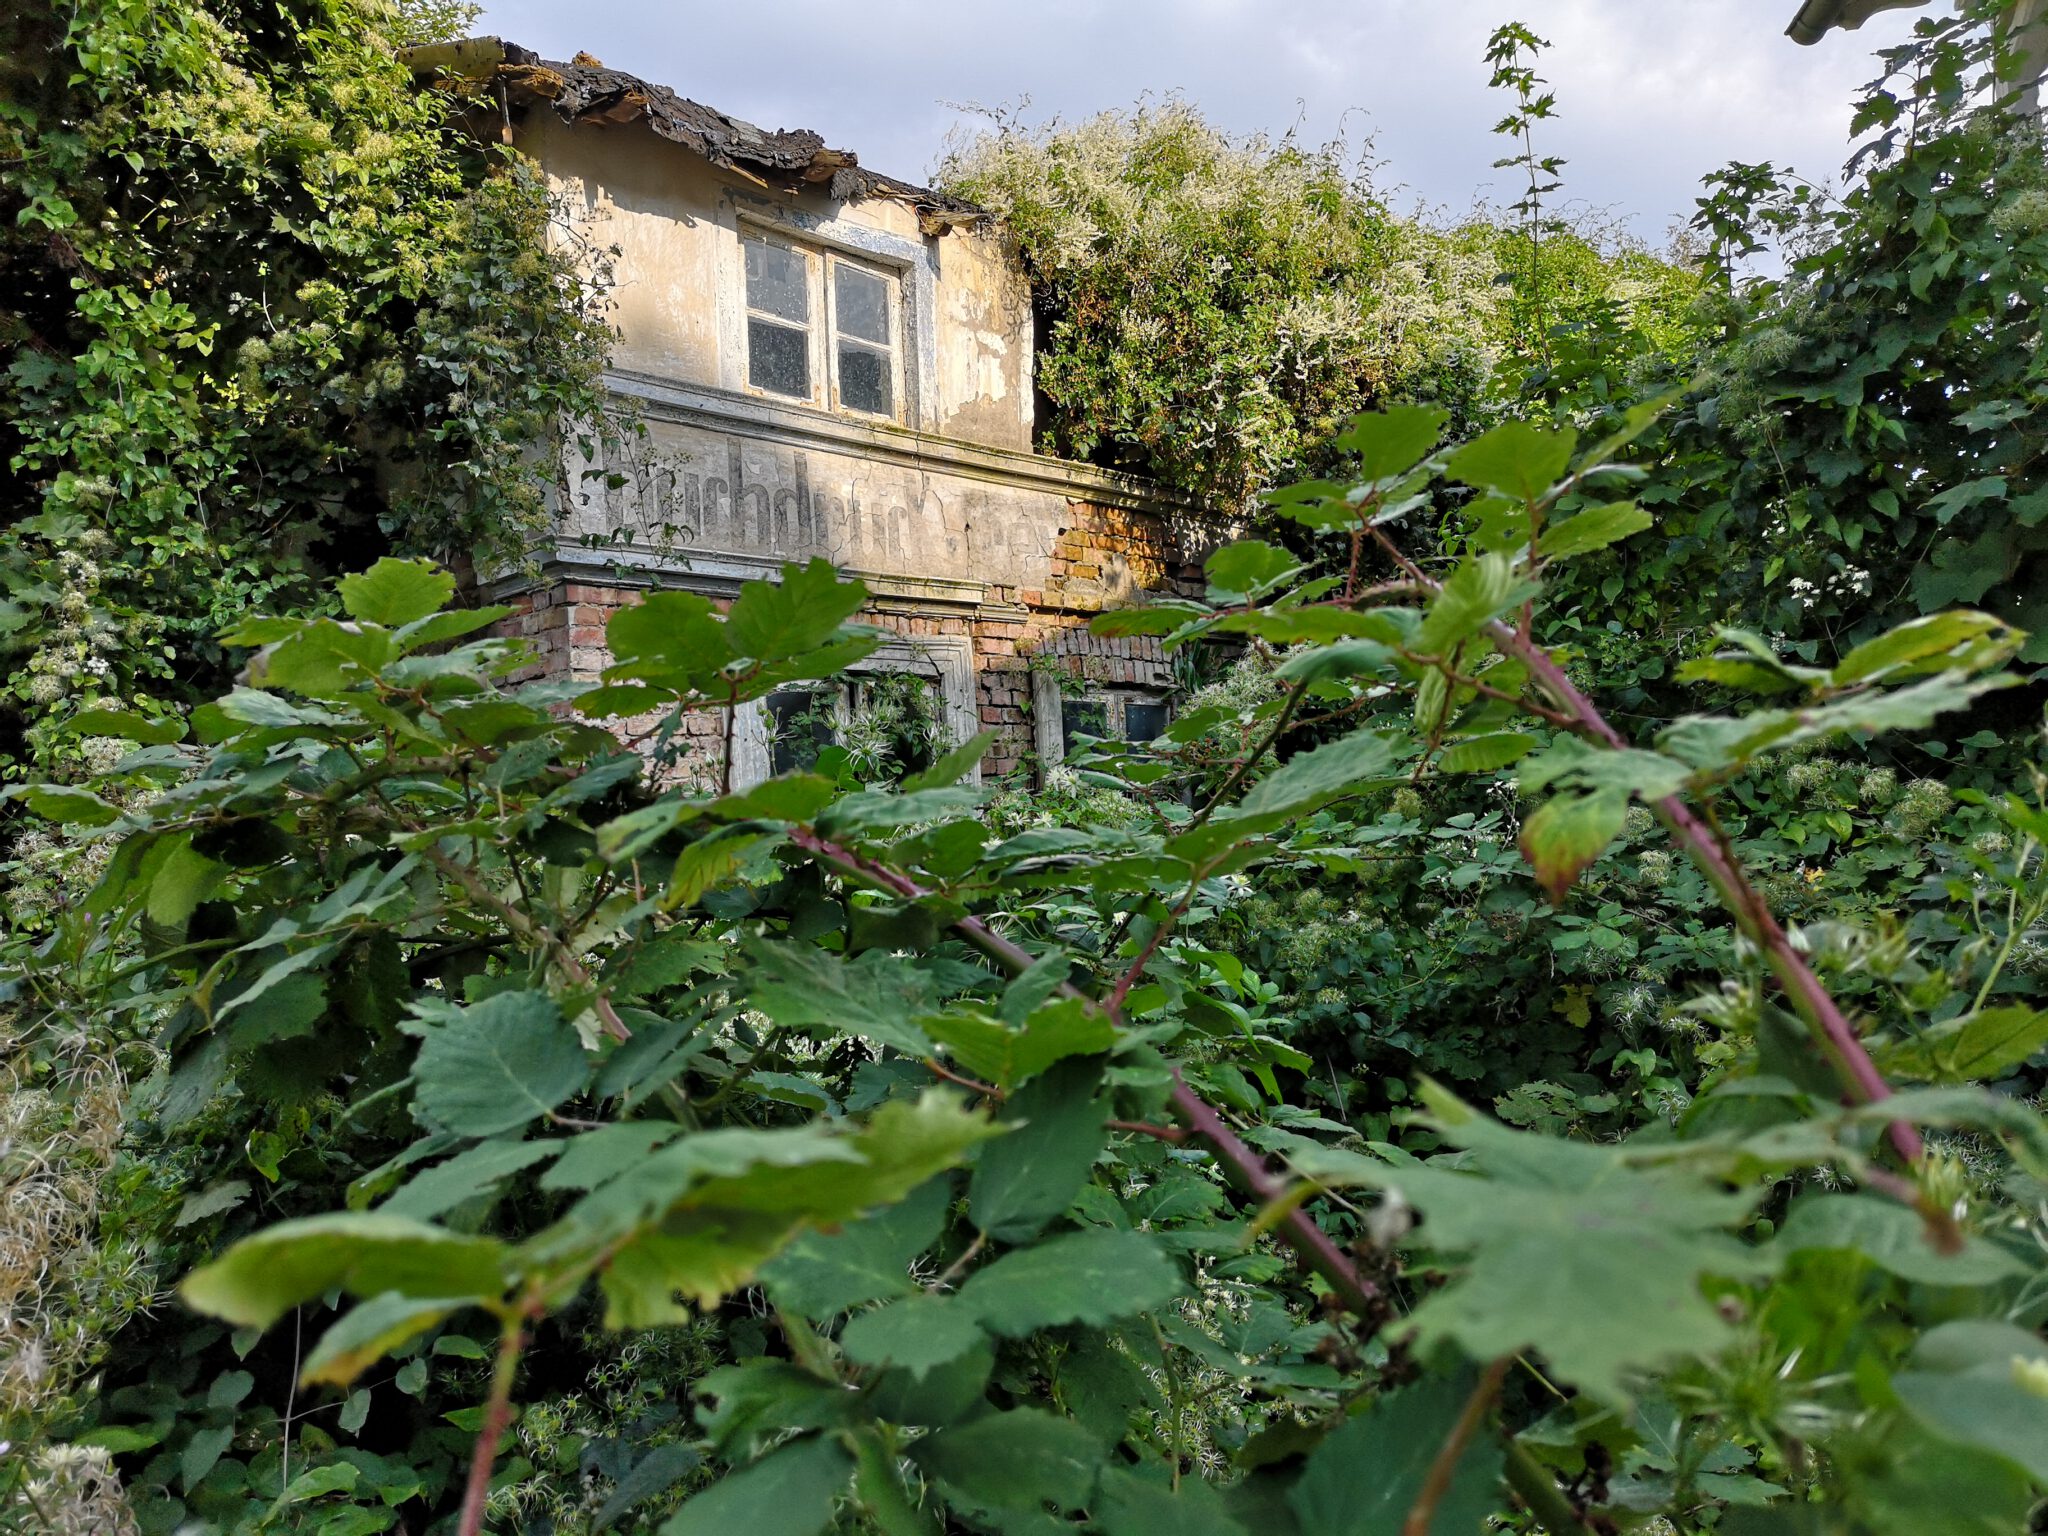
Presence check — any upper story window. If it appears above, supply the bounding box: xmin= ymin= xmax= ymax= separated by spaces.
xmin=741 ymin=230 xmax=900 ymax=420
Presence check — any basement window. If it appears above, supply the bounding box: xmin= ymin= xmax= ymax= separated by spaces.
xmin=741 ymin=230 xmax=901 ymax=420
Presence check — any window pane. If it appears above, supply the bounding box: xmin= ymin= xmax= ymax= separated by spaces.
xmin=749 ymin=318 xmax=809 ymax=398
xmin=744 ymin=236 xmax=808 ymax=323
xmin=1061 ymin=699 xmax=1109 ymax=747
xmin=769 ymin=687 xmax=837 ymax=775
xmin=1124 ymin=701 xmax=1169 ymax=743
xmin=838 ymin=341 xmax=891 ymax=415
xmin=834 ymin=262 xmax=890 ymax=343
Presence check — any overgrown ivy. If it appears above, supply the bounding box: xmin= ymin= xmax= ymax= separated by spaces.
xmin=0 ymin=0 xmax=620 ymax=770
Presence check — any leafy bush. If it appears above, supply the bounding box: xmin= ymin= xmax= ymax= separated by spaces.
xmin=7 ymin=403 xmax=2045 ymax=1533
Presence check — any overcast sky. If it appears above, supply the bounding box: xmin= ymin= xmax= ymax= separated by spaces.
xmin=470 ymin=0 xmax=1928 ymax=246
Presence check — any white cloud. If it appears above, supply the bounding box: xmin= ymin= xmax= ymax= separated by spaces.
xmin=471 ymin=0 xmax=1927 ymax=241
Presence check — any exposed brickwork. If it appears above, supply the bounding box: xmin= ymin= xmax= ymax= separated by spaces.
xmin=489 ymin=496 xmax=1214 ymax=786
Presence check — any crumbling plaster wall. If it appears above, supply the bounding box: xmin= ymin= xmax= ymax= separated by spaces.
xmin=523 ymin=111 xmax=1033 ymax=451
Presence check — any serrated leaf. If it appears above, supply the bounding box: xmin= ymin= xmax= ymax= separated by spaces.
xmin=969 ymin=1058 xmax=1107 ymax=1242
xmin=596 ymin=1443 xmax=704 ymax=1532
xmin=726 ymin=559 xmax=870 ymax=663
xmin=902 ymin=730 xmax=997 ymax=792
xmin=1289 ymin=1371 xmax=1503 ymax=1536
xmin=1205 ymin=540 xmax=1303 ymax=601
xmin=747 ymin=945 xmax=937 ymax=1057
xmin=64 ymin=706 xmax=186 ymax=744
xmin=1518 ymin=789 xmax=1627 ymax=905
xmin=956 ymin=1229 xmax=1182 ymax=1336
xmin=1438 ymin=731 xmax=1539 ymax=774
xmin=3 ymin=783 xmax=121 ymax=826
xmin=1447 ymin=420 xmax=1578 ymax=501
xmin=1877 ymin=1005 xmax=2048 ymax=1084
xmin=921 ymin=998 xmax=1114 ymax=1092
xmin=181 ymin=1212 xmax=508 ymax=1329
xmin=1538 ymin=501 xmax=1652 ymax=561
xmin=911 ymin=1407 xmax=1102 ymax=1514
xmin=1334 ymin=404 xmax=1450 ymax=481
xmin=408 ymin=991 xmax=588 ymax=1137
xmin=662 ymin=1435 xmax=854 ymax=1536
xmin=761 ymin=1176 xmax=951 ymax=1317
xmin=1413 ymin=553 xmax=1541 ymax=656
xmin=338 ymin=558 xmax=456 ymax=626
xmin=1222 ymin=727 xmax=1406 ymax=831
xmin=1776 ymin=1195 xmax=2026 ymax=1286
xmin=1832 ymin=610 xmax=2021 ymax=687
xmin=382 ymin=1139 xmax=562 ymax=1221
xmin=840 ymin=1294 xmax=986 ymax=1379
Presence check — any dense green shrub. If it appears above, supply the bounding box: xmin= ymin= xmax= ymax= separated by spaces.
xmin=0 ymin=0 xmax=619 ymax=770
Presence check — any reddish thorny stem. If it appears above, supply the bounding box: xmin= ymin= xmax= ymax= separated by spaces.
xmin=785 ymin=826 xmax=1385 ymax=1316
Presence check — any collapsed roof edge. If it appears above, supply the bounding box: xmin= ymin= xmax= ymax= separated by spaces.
xmin=399 ymin=37 xmax=989 ymax=236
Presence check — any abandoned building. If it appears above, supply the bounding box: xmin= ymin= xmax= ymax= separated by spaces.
xmin=403 ymin=40 xmax=1224 ymax=787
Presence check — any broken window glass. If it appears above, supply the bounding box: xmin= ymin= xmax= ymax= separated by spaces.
xmin=748 ymin=318 xmax=809 ymax=399
xmin=745 ymin=236 xmax=808 ymax=323
xmin=833 ymin=261 xmax=893 ymax=416
xmin=837 ymin=341 xmax=890 ymax=415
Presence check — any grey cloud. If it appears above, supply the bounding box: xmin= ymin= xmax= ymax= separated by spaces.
xmin=472 ymin=0 xmax=1925 ymax=241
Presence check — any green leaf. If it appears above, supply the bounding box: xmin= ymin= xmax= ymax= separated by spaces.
xmin=1289 ymin=1371 xmax=1504 ymax=1536
xmin=1831 ymin=611 xmax=2021 ymax=686
xmin=64 ymin=706 xmax=185 ymax=744
xmin=922 ymin=997 xmax=1115 ymax=1093
xmin=1776 ymin=1195 xmax=2026 ymax=1286
xmin=3 ymin=783 xmax=121 ymax=826
xmin=1446 ymin=420 xmax=1578 ymax=501
xmin=1094 ymin=1467 xmax=1249 ymax=1536
xmin=1877 ymin=1006 xmax=2048 ymax=1083
xmin=1341 ymin=1088 xmax=1770 ymax=1404
xmin=337 ymin=558 xmax=456 ymax=626
xmin=956 ymin=1229 xmax=1183 ymax=1336
xmin=747 ymin=945 xmax=938 ymax=1057
xmin=1205 ymin=540 xmax=1303 ymax=601
xmin=407 ymin=991 xmax=588 ymax=1137
xmin=596 ymin=1444 xmax=705 ymax=1532
xmin=902 ymin=730 xmax=998 ymax=792
xmin=726 ymin=559 xmax=871 ymax=663
xmin=1412 ymin=553 xmax=1541 ymax=656
xmin=662 ymin=1435 xmax=854 ymax=1536
xmin=301 ymin=1292 xmax=467 ymax=1387
xmin=840 ymin=1294 xmax=986 ymax=1379
xmin=382 ymin=1139 xmax=562 ymax=1221
xmin=1438 ymin=731 xmax=1539 ymax=774
xmin=1220 ymin=727 xmax=1406 ymax=832
xmin=1334 ymin=404 xmax=1450 ymax=482
xmin=911 ymin=1407 xmax=1102 ymax=1514
xmin=969 ymin=1058 xmax=1107 ymax=1242
xmin=180 ymin=1212 xmax=507 ymax=1329
xmin=761 ymin=1176 xmax=951 ymax=1318
xmin=1518 ymin=789 xmax=1628 ymax=905
xmin=1538 ymin=501 xmax=1652 ymax=561
xmin=1893 ymin=1320 xmax=2048 ymax=1484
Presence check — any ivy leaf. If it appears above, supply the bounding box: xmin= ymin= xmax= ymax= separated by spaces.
xmin=1446 ymin=420 xmax=1578 ymax=501
xmin=956 ymin=1229 xmax=1183 ymax=1336
xmin=840 ymin=1294 xmax=987 ymax=1379
xmin=337 ymin=557 xmax=456 ymax=627
xmin=662 ymin=1435 xmax=855 ymax=1536
xmin=969 ymin=1058 xmax=1108 ymax=1242
xmin=407 ymin=991 xmax=588 ymax=1137
xmin=1876 ymin=1006 xmax=2048 ymax=1084
xmin=911 ymin=1407 xmax=1103 ymax=1515
xmin=300 ymin=1292 xmax=467 ymax=1388
xmin=1538 ymin=501 xmax=1652 ymax=561
xmin=1288 ymin=1371 xmax=1503 ymax=1535
xmin=1518 ymin=789 xmax=1627 ymax=905
xmin=180 ymin=1212 xmax=508 ymax=1329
